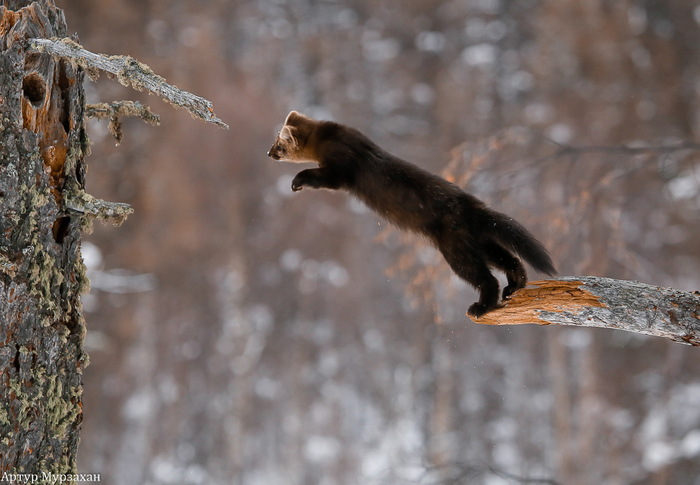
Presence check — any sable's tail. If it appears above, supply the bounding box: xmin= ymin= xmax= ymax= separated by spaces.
xmin=487 ymin=211 xmax=557 ymax=275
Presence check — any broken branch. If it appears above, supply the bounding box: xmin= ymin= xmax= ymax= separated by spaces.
xmin=29 ymin=37 xmax=229 ymax=129
xmin=474 ymin=276 xmax=700 ymax=346
xmin=64 ymin=189 xmax=133 ymax=226
xmin=86 ymin=100 xmax=160 ymax=144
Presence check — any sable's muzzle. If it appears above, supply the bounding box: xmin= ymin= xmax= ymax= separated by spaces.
xmin=267 ymin=147 xmax=278 ymax=159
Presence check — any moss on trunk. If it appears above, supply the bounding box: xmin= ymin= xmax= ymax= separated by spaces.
xmin=1 ymin=0 xmax=89 ymax=476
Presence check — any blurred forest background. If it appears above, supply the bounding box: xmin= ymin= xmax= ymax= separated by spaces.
xmin=55 ymin=0 xmax=700 ymax=483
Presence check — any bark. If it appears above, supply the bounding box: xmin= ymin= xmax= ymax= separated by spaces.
xmin=474 ymin=276 xmax=700 ymax=346
xmin=0 ymin=0 xmax=88 ymax=477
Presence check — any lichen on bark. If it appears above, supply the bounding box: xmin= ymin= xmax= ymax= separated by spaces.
xmin=1 ymin=0 xmax=89 ymax=476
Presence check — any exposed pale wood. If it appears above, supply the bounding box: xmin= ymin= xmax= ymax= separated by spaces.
xmin=474 ymin=276 xmax=700 ymax=346
xmin=29 ymin=37 xmax=229 ymax=129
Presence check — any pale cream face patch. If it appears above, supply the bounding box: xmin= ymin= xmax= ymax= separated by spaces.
xmin=266 ymin=111 xmax=319 ymax=164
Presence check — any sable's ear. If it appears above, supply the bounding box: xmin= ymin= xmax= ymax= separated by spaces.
xmin=284 ymin=110 xmax=304 ymax=125
xmin=280 ymin=125 xmax=295 ymax=143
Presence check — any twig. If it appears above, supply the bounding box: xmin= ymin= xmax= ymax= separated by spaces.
xmin=86 ymin=100 xmax=160 ymax=125
xmin=474 ymin=276 xmax=700 ymax=346
xmin=29 ymin=37 xmax=229 ymax=129
xmin=417 ymin=461 xmax=561 ymax=485
xmin=86 ymin=100 xmax=160 ymax=144
xmin=488 ymin=466 xmax=561 ymax=485
xmin=552 ymin=140 xmax=700 ymax=156
xmin=64 ymin=189 xmax=133 ymax=226
xmin=532 ymin=133 xmax=700 ymax=167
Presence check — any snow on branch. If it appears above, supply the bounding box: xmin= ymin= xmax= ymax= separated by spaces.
xmin=29 ymin=37 xmax=229 ymax=129
xmin=474 ymin=276 xmax=700 ymax=346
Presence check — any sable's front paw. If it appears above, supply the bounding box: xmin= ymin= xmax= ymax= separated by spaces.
xmin=291 ymin=176 xmax=305 ymax=192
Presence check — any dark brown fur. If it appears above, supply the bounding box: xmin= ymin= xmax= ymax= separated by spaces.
xmin=268 ymin=111 xmax=556 ymax=317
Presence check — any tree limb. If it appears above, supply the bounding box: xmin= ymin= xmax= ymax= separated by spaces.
xmin=473 ymin=276 xmax=700 ymax=346
xmin=86 ymin=100 xmax=160 ymax=144
xmin=64 ymin=188 xmax=133 ymax=226
xmin=29 ymin=37 xmax=229 ymax=129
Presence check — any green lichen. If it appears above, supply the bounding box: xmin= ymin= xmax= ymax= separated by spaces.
xmin=47 ymin=377 xmax=82 ymax=440
xmin=74 ymin=248 xmax=90 ymax=296
xmin=0 ymin=399 xmax=9 ymax=426
xmin=25 ymin=243 xmax=62 ymax=322
xmin=15 ymin=149 xmax=71 ymax=322
xmin=63 ymin=131 xmax=91 ymax=177
xmin=6 ymin=364 xmax=82 ymax=441
xmin=8 ymin=375 xmax=32 ymax=429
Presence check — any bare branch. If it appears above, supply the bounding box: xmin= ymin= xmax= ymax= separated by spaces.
xmin=551 ymin=139 xmax=700 ymax=156
xmin=530 ymin=130 xmax=700 ymax=167
xmin=86 ymin=100 xmax=160 ymax=125
xmin=474 ymin=276 xmax=700 ymax=346
xmin=86 ymin=100 xmax=160 ymax=144
xmin=64 ymin=189 xmax=133 ymax=226
xmin=29 ymin=37 xmax=229 ymax=129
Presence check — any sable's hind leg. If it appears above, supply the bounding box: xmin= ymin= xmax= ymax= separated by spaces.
xmin=438 ymin=244 xmax=501 ymax=317
xmin=482 ymin=239 xmax=527 ymax=299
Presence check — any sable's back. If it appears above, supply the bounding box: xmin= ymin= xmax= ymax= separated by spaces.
xmin=327 ymin=123 xmax=384 ymax=158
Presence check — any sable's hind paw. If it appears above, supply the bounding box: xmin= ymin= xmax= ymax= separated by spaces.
xmin=468 ymin=302 xmax=503 ymax=318
xmin=503 ymin=281 xmax=527 ymax=300
xmin=468 ymin=302 xmax=488 ymax=318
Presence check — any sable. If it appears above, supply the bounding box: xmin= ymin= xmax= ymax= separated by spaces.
xmin=268 ymin=111 xmax=556 ymax=316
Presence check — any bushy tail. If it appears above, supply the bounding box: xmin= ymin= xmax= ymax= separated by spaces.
xmin=486 ymin=211 xmax=557 ymax=275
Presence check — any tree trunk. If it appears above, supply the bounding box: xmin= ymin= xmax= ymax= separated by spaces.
xmin=0 ymin=0 xmax=89 ymax=476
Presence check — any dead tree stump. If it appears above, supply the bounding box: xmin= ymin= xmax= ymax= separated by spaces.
xmin=1 ymin=0 xmax=89 ymax=475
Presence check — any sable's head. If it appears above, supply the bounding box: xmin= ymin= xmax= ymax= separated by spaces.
xmin=267 ymin=111 xmax=318 ymax=163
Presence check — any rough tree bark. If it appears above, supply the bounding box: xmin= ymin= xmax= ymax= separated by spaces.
xmin=0 ymin=0 xmax=89 ymax=477
xmin=0 ymin=0 xmax=225 ymax=478
xmin=475 ymin=276 xmax=700 ymax=346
